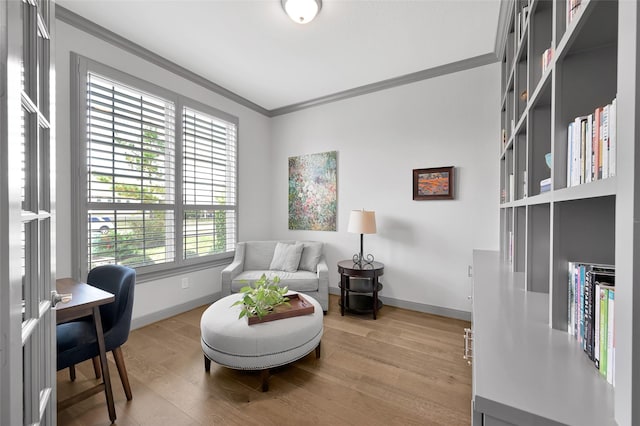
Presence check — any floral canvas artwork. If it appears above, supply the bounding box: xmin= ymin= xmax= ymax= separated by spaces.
xmin=289 ymin=151 xmax=337 ymax=231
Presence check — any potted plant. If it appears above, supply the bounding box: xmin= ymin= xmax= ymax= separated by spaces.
xmin=232 ymin=274 xmax=290 ymax=320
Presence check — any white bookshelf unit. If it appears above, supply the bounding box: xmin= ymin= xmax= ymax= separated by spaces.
xmin=472 ymin=0 xmax=640 ymax=424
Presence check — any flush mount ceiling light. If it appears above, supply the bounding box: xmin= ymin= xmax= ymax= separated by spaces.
xmin=281 ymin=0 xmax=322 ymax=24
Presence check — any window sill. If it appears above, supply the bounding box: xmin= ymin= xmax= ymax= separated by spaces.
xmin=134 ymin=253 xmax=234 ymax=284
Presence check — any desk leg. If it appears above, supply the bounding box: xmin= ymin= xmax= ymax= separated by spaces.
xmin=93 ymin=307 xmax=116 ymax=422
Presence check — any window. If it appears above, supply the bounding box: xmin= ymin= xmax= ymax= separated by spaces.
xmin=182 ymin=107 xmax=237 ymax=260
xmin=74 ymin=56 xmax=237 ymax=279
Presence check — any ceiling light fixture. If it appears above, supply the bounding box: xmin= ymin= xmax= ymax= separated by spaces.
xmin=281 ymin=0 xmax=322 ymax=24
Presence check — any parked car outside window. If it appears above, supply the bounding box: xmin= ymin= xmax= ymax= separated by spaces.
xmin=90 ymin=217 xmax=113 ymax=234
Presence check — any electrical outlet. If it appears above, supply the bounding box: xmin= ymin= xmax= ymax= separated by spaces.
xmin=181 ymin=278 xmax=189 ymax=289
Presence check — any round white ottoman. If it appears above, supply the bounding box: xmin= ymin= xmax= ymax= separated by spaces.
xmin=200 ymin=291 xmax=323 ymax=391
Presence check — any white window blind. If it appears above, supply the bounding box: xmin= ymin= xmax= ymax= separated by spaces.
xmin=86 ymin=73 xmax=176 ymax=270
xmin=182 ymin=107 xmax=237 ymax=259
xmin=87 ymin=73 xmax=175 ymax=204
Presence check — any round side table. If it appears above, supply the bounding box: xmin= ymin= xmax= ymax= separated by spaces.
xmin=337 ymin=260 xmax=384 ymax=320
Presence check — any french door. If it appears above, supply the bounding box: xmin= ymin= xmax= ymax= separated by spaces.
xmin=1 ymin=0 xmax=56 ymax=424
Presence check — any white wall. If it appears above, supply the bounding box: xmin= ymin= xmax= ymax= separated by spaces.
xmin=270 ymin=63 xmax=500 ymax=315
xmin=55 ymin=21 xmax=273 ymax=323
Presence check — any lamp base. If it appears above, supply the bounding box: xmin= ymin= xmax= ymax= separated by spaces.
xmin=352 ymin=253 xmax=375 ymax=267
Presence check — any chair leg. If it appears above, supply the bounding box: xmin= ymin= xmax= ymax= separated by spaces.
xmin=112 ymin=347 xmax=133 ymax=401
xmin=92 ymin=356 xmax=102 ymax=379
xmin=68 ymin=365 xmax=76 ymax=382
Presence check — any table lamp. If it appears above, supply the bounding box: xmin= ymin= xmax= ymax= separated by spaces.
xmin=347 ymin=209 xmax=376 ymax=266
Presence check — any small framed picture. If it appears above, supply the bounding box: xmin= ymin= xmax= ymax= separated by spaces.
xmin=413 ymin=166 xmax=454 ymax=200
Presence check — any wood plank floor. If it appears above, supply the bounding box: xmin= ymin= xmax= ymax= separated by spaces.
xmin=57 ymin=295 xmax=472 ymax=425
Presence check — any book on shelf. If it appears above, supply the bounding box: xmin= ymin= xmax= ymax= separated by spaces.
xmin=599 ymin=284 xmax=610 ymax=377
xmin=568 ymin=262 xmax=615 ymax=385
xmin=566 ymin=99 xmax=617 ymax=187
xmin=541 ymin=47 xmax=554 ymax=74
xmin=603 ymin=104 xmax=610 ymax=179
xmin=567 ymin=120 xmax=573 ymax=187
xmin=609 ymin=99 xmax=617 ymax=177
xmin=567 ymin=0 xmax=582 ymax=26
xmin=585 ymin=114 xmax=592 ymax=183
xmin=540 ymin=177 xmax=551 ymax=193
xmin=580 ymin=116 xmax=587 ymax=184
xmin=594 ymin=107 xmax=601 ymax=180
xmin=607 ymin=288 xmax=615 ymax=385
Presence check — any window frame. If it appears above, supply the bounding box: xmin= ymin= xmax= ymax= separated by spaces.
xmin=71 ymin=54 xmax=238 ymax=282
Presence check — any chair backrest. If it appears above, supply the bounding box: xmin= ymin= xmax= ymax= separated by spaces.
xmin=86 ymin=264 xmax=136 ymax=350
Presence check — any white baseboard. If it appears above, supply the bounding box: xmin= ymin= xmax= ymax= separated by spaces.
xmin=328 ymin=287 xmax=471 ymax=322
xmin=131 ymin=288 xmax=471 ymax=331
xmin=130 ymin=292 xmax=221 ymax=330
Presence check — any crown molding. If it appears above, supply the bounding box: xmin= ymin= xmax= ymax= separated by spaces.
xmin=57 ymin=5 xmax=501 ymax=118
xmin=55 ymin=5 xmax=270 ymax=116
xmin=270 ymin=52 xmax=498 ymax=116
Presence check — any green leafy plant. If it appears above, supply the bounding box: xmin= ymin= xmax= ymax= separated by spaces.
xmin=231 ymin=274 xmax=290 ymax=320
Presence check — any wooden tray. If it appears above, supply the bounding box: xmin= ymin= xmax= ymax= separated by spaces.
xmin=248 ymin=293 xmax=315 ymax=325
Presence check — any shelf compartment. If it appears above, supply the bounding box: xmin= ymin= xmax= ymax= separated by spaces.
xmin=514 ymin=206 xmax=526 ymax=273
xmin=527 ymin=204 xmax=550 ymax=293
xmin=505 ymin=145 xmax=515 ymax=203
xmin=529 ymin=102 xmax=552 ymax=196
xmin=555 ymin=42 xmax=617 ymax=191
xmin=503 ymin=208 xmax=514 ymax=264
xmin=551 ymin=195 xmax=615 ymax=330
xmin=527 ymin=65 xmax=552 ymax=111
xmin=556 ymin=0 xmax=618 ymax=64
xmin=514 ymin=123 xmax=528 ymax=201
xmin=529 ymin=0 xmax=553 ymax=91
xmin=506 ymin=82 xmax=515 ymax=141
xmin=556 ymin=44 xmax=617 ymax=126
xmin=515 ymin=38 xmax=529 ymax=124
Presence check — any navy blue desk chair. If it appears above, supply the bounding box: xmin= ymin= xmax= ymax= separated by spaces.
xmin=57 ymin=264 xmax=136 ymax=400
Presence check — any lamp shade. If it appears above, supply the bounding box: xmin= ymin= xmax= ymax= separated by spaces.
xmin=347 ymin=210 xmax=376 ymax=234
xmin=282 ymin=0 xmax=321 ymax=24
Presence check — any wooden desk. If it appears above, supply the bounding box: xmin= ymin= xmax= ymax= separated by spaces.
xmin=337 ymin=260 xmax=384 ymax=320
xmin=56 ymin=278 xmax=116 ymax=422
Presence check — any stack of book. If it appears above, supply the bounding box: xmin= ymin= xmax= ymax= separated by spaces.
xmin=568 ymin=262 xmax=615 ymax=385
xmin=566 ymin=98 xmax=617 ymax=187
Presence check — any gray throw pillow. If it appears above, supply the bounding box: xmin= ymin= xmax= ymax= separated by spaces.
xmin=298 ymin=241 xmax=323 ymax=272
xmin=269 ymin=242 xmax=304 ymax=272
